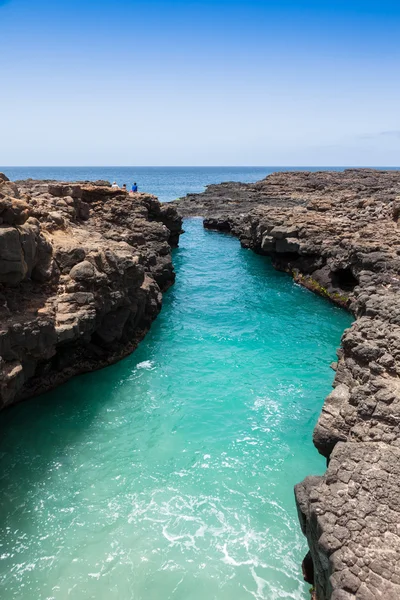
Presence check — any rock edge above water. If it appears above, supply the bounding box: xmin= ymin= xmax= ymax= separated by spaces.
xmin=0 ymin=175 xmax=182 ymax=408
xmin=173 ymin=169 xmax=400 ymax=600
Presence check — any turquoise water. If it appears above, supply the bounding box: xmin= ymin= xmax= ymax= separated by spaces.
xmin=0 ymin=219 xmax=352 ymax=600
xmin=1 ymin=166 xmax=352 ymax=203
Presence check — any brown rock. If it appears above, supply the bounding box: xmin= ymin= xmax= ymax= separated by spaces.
xmin=0 ymin=176 xmax=182 ymax=408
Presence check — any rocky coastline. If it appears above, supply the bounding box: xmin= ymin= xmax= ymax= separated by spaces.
xmin=0 ymin=173 xmax=182 ymax=408
xmin=173 ymin=169 xmax=400 ymax=600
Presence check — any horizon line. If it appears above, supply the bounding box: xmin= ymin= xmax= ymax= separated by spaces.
xmin=1 ymin=165 xmax=400 ymax=169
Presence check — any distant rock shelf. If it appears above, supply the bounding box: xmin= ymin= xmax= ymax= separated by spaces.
xmin=173 ymin=169 xmax=400 ymax=600
xmin=0 ymin=173 xmax=182 ymax=407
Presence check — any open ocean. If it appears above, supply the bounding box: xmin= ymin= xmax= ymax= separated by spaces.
xmin=1 ymin=165 xmax=388 ymax=203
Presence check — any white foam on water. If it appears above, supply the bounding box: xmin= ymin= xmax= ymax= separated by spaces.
xmin=0 ymin=218 xmax=352 ymax=600
xmin=136 ymin=360 xmax=155 ymax=370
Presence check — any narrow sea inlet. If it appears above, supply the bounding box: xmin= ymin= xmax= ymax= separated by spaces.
xmin=0 ymin=220 xmax=352 ymax=600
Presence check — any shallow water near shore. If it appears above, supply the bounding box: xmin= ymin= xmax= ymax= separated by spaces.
xmin=0 ymin=219 xmax=352 ymax=599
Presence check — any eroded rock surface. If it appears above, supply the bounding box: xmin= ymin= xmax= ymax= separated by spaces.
xmin=0 ymin=174 xmax=182 ymax=408
xmin=173 ymin=177 xmax=306 ymax=218
xmin=174 ymin=169 xmax=400 ymax=599
xmin=296 ymin=442 xmax=400 ymax=600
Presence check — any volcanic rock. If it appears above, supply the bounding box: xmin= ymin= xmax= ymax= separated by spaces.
xmin=174 ymin=168 xmax=400 ymax=600
xmin=0 ymin=177 xmax=182 ymax=408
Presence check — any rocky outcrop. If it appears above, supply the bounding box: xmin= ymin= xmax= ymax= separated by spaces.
xmin=174 ymin=178 xmax=306 ymax=219
xmin=296 ymin=442 xmax=400 ymax=600
xmin=174 ymin=169 xmax=400 ymax=599
xmin=0 ymin=174 xmax=182 ymax=408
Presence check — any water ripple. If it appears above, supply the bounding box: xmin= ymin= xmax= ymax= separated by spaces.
xmin=0 ymin=219 xmax=352 ymax=599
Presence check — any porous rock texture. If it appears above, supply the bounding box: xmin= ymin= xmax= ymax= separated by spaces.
xmin=0 ymin=173 xmax=182 ymax=408
xmin=174 ymin=169 xmax=400 ymax=600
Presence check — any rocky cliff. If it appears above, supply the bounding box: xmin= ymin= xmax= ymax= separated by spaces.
xmin=173 ymin=169 xmax=400 ymax=600
xmin=0 ymin=173 xmax=182 ymax=408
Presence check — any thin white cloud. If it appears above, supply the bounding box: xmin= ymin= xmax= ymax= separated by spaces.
xmin=379 ymin=130 xmax=400 ymax=138
xmin=358 ymin=130 xmax=400 ymax=140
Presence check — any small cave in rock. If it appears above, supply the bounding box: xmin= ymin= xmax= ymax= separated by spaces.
xmin=302 ymin=551 xmax=315 ymax=585
xmin=273 ymin=251 xmax=301 ymax=262
xmin=331 ymin=267 xmax=358 ymax=292
xmin=271 ymin=252 xmax=301 ymax=272
xmin=203 ymin=219 xmax=231 ymax=232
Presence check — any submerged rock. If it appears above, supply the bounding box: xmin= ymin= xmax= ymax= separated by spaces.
xmin=0 ymin=178 xmax=183 ymax=408
xmin=174 ymin=168 xmax=400 ymax=600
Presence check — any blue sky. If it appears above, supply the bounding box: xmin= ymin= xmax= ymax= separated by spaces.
xmin=1 ymin=0 xmax=399 ymax=166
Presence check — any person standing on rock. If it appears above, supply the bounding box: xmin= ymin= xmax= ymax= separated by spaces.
xmin=122 ymin=184 xmax=127 ymax=192
xmin=131 ymin=182 xmax=138 ymax=193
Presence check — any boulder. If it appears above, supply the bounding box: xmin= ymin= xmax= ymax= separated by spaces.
xmin=0 ymin=226 xmax=27 ymax=284
xmin=69 ymin=260 xmax=96 ymax=281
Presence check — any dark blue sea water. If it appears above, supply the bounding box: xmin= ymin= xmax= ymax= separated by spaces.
xmin=0 ymin=168 xmax=354 ymax=599
xmin=0 ymin=165 xmax=363 ymax=203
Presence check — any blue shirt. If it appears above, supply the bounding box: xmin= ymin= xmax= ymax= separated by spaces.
xmin=132 ymin=184 xmax=138 ymax=192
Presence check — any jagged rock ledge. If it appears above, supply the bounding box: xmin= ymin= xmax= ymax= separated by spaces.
xmin=0 ymin=173 xmax=182 ymax=408
xmin=173 ymin=169 xmax=400 ymax=600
